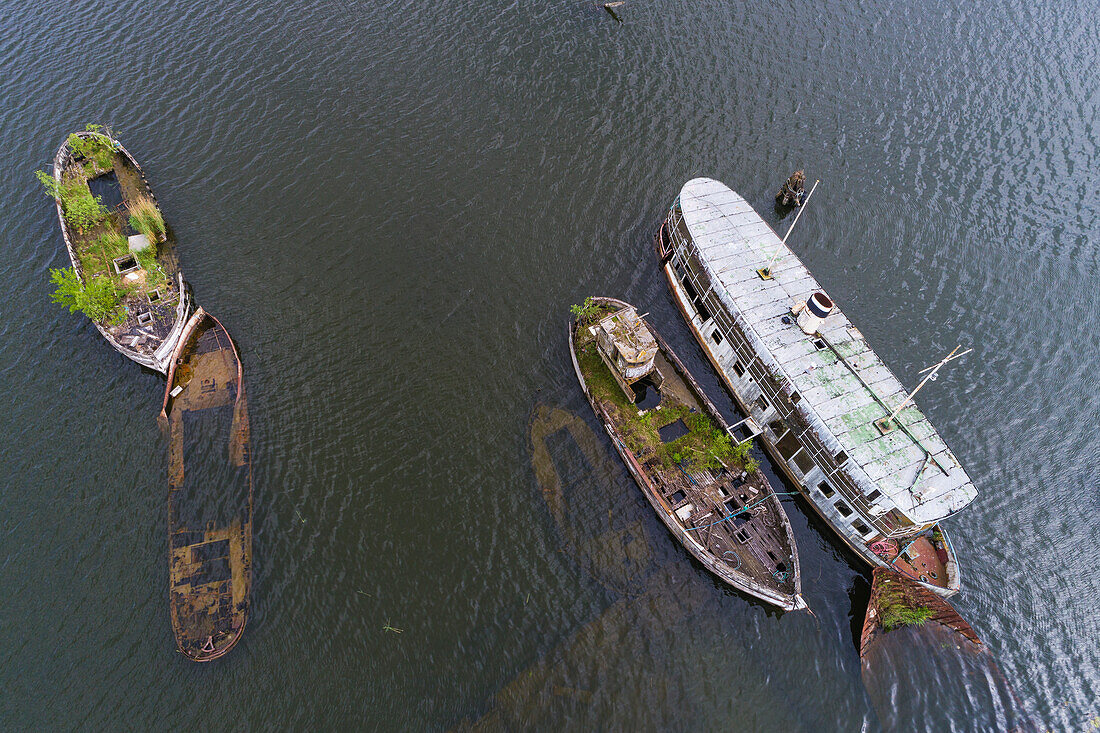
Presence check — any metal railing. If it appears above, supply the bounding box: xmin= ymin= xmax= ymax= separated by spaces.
xmin=662 ymin=207 xmax=913 ymax=539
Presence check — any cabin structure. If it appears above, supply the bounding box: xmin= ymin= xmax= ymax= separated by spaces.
xmin=592 ymin=305 xmax=661 ymax=402
xmin=656 ymin=178 xmax=977 ymax=596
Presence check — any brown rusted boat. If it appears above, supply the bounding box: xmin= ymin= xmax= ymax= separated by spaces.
xmin=860 ymin=568 xmax=1036 ymax=731
xmin=569 ymin=297 xmax=803 ymax=610
xmin=860 ymin=567 xmax=979 ymax=658
xmin=160 ymin=307 xmax=252 ymax=661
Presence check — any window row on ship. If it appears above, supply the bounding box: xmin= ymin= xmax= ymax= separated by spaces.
xmin=663 ymin=207 xmax=924 ymax=543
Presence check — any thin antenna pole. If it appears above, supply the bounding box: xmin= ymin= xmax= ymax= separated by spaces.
xmin=763 ymin=179 xmax=820 ymax=273
xmin=886 ymin=345 xmax=972 ymax=425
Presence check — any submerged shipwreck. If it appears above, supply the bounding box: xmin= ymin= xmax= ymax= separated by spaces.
xmin=859 ymin=568 xmax=1034 ymax=730
xmin=569 ymin=297 xmax=802 ymax=610
xmin=160 ymin=308 xmax=253 ymax=661
xmin=44 ymin=126 xmax=190 ymax=372
xmin=656 ymin=178 xmax=977 ymax=597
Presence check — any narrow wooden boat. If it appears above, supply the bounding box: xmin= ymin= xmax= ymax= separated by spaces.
xmin=160 ymin=308 xmax=252 ymax=661
xmin=46 ymin=126 xmax=190 ymax=372
xmin=569 ymin=297 xmax=803 ymax=610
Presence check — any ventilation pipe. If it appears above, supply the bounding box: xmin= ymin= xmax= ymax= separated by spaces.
xmin=792 ymin=291 xmax=834 ymax=335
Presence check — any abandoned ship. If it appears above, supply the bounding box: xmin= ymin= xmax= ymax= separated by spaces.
xmin=46 ymin=126 xmax=191 ymax=372
xmin=655 ymin=177 xmax=977 ymax=597
xmin=569 ymin=297 xmax=803 ymax=610
xmin=160 ymin=308 xmax=252 ymax=661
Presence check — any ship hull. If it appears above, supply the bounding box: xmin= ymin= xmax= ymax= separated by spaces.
xmin=569 ymin=297 xmax=803 ymax=610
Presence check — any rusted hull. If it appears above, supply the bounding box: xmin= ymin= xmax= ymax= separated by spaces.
xmin=569 ymin=297 xmax=802 ymax=610
xmin=161 ymin=308 xmax=252 ymax=661
xmin=51 ymin=130 xmax=190 ymax=372
xmin=860 ymin=567 xmax=979 ymax=659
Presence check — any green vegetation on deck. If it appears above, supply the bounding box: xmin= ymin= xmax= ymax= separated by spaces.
xmin=36 ymin=125 xmax=172 ymax=325
xmin=876 ymin=576 xmax=934 ymax=630
xmin=574 ymin=305 xmax=756 ymax=475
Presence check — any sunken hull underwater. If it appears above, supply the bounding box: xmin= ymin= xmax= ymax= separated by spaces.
xmin=160 ymin=308 xmax=252 ymax=661
xmin=569 ymin=297 xmax=802 ymax=610
xmin=656 ymin=178 xmax=977 ymax=597
xmin=859 ymin=568 xmax=1035 ymax=731
xmin=51 ymin=130 xmax=190 ymax=373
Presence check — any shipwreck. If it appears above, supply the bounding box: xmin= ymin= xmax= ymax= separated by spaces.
xmin=42 ymin=125 xmax=190 ymax=372
xmin=160 ymin=307 xmax=252 ymax=661
xmin=569 ymin=297 xmax=802 ymax=610
xmin=655 ymin=178 xmax=977 ymax=597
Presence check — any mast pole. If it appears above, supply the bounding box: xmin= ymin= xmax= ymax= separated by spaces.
xmin=760 ymin=179 xmax=820 ymax=276
xmin=879 ymin=345 xmax=972 ymax=429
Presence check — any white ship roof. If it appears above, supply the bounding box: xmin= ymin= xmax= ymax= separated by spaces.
xmin=677 ymin=178 xmax=977 ymax=524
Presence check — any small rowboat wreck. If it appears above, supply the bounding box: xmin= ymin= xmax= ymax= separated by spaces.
xmin=569 ymin=297 xmax=803 ymax=610
xmin=656 ymin=178 xmax=977 ymax=597
xmin=45 ymin=126 xmax=190 ymax=372
xmin=160 ymin=308 xmax=252 ymax=661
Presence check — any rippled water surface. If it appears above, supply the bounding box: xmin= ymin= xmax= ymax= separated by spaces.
xmin=1 ymin=0 xmax=1097 ymax=729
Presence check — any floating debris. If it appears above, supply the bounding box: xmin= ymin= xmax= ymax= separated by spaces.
xmin=160 ymin=308 xmax=252 ymax=661
xmin=602 ymin=1 xmax=625 ymax=23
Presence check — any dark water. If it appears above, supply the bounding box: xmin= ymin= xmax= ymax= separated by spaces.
xmin=1 ymin=0 xmax=1098 ymax=729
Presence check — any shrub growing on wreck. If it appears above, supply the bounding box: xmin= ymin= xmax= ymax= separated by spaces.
xmin=570 ymin=297 xmax=603 ymax=325
xmin=50 ymin=267 xmax=123 ymax=323
xmin=129 ymin=196 xmax=166 ymax=242
xmin=877 ymin=579 xmax=935 ymax=630
xmin=135 ymin=245 xmax=168 ymax=291
xmin=66 ymin=124 xmax=116 ymax=172
xmin=35 ymin=170 xmax=108 ymax=234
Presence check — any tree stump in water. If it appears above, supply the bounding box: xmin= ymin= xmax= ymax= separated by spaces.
xmin=776 ymin=170 xmax=806 ymax=206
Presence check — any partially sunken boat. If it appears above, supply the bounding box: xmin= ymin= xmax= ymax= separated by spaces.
xmin=160 ymin=308 xmax=252 ymax=661
xmin=47 ymin=126 xmax=190 ymax=372
xmin=569 ymin=297 xmax=802 ymax=610
xmin=860 ymin=567 xmax=979 ymax=657
xmin=859 ymin=569 xmax=1035 ymax=731
xmin=656 ymin=178 xmax=977 ymax=596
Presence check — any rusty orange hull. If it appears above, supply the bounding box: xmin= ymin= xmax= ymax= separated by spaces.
xmin=160 ymin=308 xmax=252 ymax=661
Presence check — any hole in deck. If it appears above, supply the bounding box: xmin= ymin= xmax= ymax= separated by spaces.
xmin=631 ymin=376 xmax=662 ymax=410
xmin=658 ymin=418 xmax=689 ymax=443
xmin=87 ymin=171 xmax=123 ymax=212
xmin=670 ymin=490 xmax=687 ymax=505
xmin=137 ymin=310 xmax=154 ymax=325
xmin=113 ymin=253 xmax=138 ymax=274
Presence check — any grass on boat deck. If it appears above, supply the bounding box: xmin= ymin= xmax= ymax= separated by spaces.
xmin=574 ymin=318 xmax=753 ymax=475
